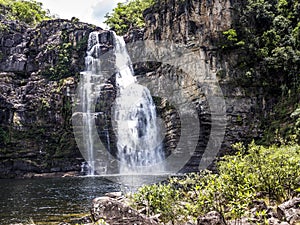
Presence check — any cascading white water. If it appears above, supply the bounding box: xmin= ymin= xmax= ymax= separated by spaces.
xmin=113 ymin=34 xmax=164 ymax=174
xmin=79 ymin=31 xmax=103 ymax=175
xmin=80 ymin=31 xmax=164 ymax=175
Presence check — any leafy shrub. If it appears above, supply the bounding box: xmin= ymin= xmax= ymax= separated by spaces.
xmin=131 ymin=183 xmax=181 ymax=223
xmin=130 ymin=142 xmax=300 ymax=224
xmin=221 ymin=141 xmax=300 ymax=201
xmin=104 ymin=0 xmax=155 ymax=35
xmin=0 ymin=0 xmax=51 ymax=26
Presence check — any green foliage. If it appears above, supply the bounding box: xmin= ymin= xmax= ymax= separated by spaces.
xmin=42 ymin=29 xmax=89 ymax=81
xmin=261 ymin=93 xmax=300 ymax=145
xmin=222 ymin=29 xmax=245 ymax=48
xmin=0 ymin=0 xmax=51 ymax=26
xmin=104 ymin=0 xmax=155 ymax=35
xmin=45 ymin=42 xmax=72 ymax=80
xmin=230 ymin=0 xmax=300 ymax=91
xmin=132 ymin=183 xmax=181 ymax=223
xmin=42 ymin=31 xmax=75 ymax=80
xmin=0 ymin=22 xmax=8 ymax=32
xmin=223 ymin=142 xmax=300 ymax=201
xmin=222 ymin=0 xmax=300 ymax=144
xmin=131 ymin=142 xmax=300 ymax=224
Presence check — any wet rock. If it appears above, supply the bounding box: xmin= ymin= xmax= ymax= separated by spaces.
xmin=0 ymin=0 xmax=264 ymax=177
xmin=144 ymin=0 xmax=232 ymax=44
xmin=91 ymin=196 xmax=158 ymax=225
xmin=139 ymin=0 xmax=263 ymax=172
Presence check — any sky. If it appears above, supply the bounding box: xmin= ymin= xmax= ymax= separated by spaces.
xmin=38 ymin=0 xmax=126 ymax=28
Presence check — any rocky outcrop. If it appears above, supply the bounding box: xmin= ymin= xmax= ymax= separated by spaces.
xmin=144 ymin=0 xmax=233 ymax=44
xmin=226 ymin=198 xmax=300 ymax=225
xmin=91 ymin=195 xmax=158 ymax=225
xmin=85 ymin=195 xmax=300 ymax=225
xmin=130 ymin=0 xmax=263 ymax=171
xmin=0 ymin=16 xmax=102 ymax=178
xmin=277 ymin=198 xmax=300 ymax=224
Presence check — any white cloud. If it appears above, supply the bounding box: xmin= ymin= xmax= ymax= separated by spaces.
xmin=38 ymin=0 xmax=126 ymax=28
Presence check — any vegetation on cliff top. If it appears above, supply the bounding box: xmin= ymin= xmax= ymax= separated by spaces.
xmin=131 ymin=142 xmax=300 ymax=224
xmin=104 ymin=0 xmax=155 ymax=35
xmin=0 ymin=0 xmax=52 ymax=26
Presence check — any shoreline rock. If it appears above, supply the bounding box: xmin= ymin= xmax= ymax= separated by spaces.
xmin=91 ymin=194 xmax=158 ymax=225
xmin=86 ymin=194 xmax=300 ymax=225
xmin=19 ymin=170 xmax=81 ymax=179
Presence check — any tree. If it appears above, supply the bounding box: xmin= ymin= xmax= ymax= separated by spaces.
xmin=104 ymin=0 xmax=155 ymax=35
xmin=0 ymin=0 xmax=52 ymax=26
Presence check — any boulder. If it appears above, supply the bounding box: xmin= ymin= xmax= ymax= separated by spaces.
xmin=277 ymin=198 xmax=300 ymax=224
xmin=91 ymin=196 xmax=158 ymax=225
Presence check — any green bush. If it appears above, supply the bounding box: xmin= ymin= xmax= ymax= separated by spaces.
xmin=130 ymin=142 xmax=300 ymax=224
xmin=221 ymin=141 xmax=300 ymax=201
xmin=132 ymin=183 xmax=181 ymax=223
xmin=104 ymin=0 xmax=155 ymax=35
xmin=0 ymin=0 xmax=51 ymax=26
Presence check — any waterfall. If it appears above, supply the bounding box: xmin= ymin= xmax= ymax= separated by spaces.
xmin=79 ymin=31 xmax=164 ymax=175
xmin=113 ymin=34 xmax=164 ymax=174
xmin=79 ymin=31 xmax=103 ymax=175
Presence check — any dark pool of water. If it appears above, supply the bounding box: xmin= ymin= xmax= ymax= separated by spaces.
xmin=0 ymin=176 xmax=121 ymax=225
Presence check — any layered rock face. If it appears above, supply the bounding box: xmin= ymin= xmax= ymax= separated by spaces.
xmin=143 ymin=0 xmax=232 ymax=43
xmin=0 ymin=17 xmax=102 ymax=178
xmin=0 ymin=0 xmax=264 ymax=177
xmin=134 ymin=0 xmax=262 ymax=171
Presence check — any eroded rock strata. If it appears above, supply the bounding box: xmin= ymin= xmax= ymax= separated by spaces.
xmin=0 ymin=0 xmax=263 ymax=177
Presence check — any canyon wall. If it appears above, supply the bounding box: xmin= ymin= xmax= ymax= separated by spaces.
xmin=137 ymin=0 xmax=262 ymax=171
xmin=0 ymin=17 xmax=101 ymax=177
xmin=0 ymin=0 xmax=263 ymax=177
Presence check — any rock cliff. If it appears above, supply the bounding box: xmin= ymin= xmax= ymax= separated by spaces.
xmin=137 ymin=0 xmax=262 ymax=171
xmin=0 ymin=16 xmax=101 ymax=178
xmin=0 ymin=0 xmax=264 ymax=177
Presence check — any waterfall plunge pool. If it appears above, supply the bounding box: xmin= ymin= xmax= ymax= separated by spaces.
xmin=0 ymin=174 xmax=175 ymax=225
xmin=0 ymin=176 xmax=119 ymax=224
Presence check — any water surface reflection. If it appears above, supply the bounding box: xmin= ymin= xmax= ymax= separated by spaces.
xmin=0 ymin=176 xmax=120 ymax=224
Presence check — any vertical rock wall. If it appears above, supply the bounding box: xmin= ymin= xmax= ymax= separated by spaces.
xmin=0 ymin=18 xmax=101 ymax=178
xmin=0 ymin=0 xmax=265 ymax=177
xmin=136 ymin=0 xmax=262 ymax=171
